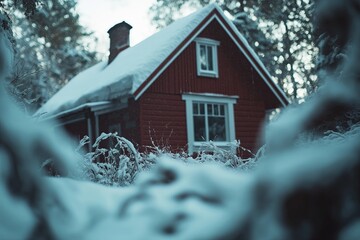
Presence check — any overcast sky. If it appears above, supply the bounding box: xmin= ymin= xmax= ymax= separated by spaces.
xmin=76 ymin=0 xmax=158 ymax=56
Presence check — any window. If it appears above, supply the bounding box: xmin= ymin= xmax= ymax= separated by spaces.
xmin=195 ymin=38 xmax=220 ymax=77
xmin=193 ymin=102 xmax=226 ymax=142
xmin=182 ymin=93 xmax=237 ymax=153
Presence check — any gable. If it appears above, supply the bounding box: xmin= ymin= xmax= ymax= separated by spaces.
xmin=133 ymin=9 xmax=288 ymax=108
xmin=144 ymin=18 xmax=279 ymax=109
xmin=146 ymin=19 xmax=252 ymax=95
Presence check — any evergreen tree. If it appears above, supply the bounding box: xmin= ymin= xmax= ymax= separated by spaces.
xmin=256 ymin=0 xmax=316 ymax=100
xmin=2 ymin=0 xmax=98 ymax=110
xmin=314 ymin=0 xmax=353 ymax=76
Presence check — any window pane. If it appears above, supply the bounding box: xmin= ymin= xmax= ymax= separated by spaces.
xmin=207 ymin=103 xmax=213 ymax=115
xmin=208 ymin=116 xmax=226 ymax=141
xmin=199 ymin=103 xmax=205 ymax=115
xmin=194 ymin=116 xmax=206 ymax=141
xmin=193 ymin=103 xmax=198 ymax=115
xmin=207 ymin=46 xmax=213 ymax=70
xmin=214 ymin=104 xmax=219 ymax=115
xmin=200 ymin=45 xmax=207 ymax=70
xmin=220 ymin=105 xmax=225 ymax=116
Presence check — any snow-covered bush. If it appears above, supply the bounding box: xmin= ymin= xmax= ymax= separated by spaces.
xmin=193 ymin=140 xmax=259 ymax=170
xmin=76 ymin=132 xmax=142 ymax=186
xmin=77 ymin=133 xmax=260 ymax=186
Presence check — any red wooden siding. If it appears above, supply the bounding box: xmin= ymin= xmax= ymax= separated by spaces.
xmin=62 ymin=119 xmax=88 ymax=146
xmin=138 ymin=19 xmax=273 ymax=152
xmin=139 ymin=93 xmax=187 ymax=152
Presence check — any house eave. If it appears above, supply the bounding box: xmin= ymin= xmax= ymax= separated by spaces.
xmin=40 ymin=101 xmax=112 ymax=121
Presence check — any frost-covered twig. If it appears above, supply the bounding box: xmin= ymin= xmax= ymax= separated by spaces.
xmin=77 ymin=132 xmax=145 ymax=186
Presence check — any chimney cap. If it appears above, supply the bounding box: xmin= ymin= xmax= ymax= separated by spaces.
xmin=107 ymin=21 xmax=133 ymax=34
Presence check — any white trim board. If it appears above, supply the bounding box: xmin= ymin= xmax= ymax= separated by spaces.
xmin=41 ymin=101 xmax=111 ymax=121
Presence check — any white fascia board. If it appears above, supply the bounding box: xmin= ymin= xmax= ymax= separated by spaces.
xmin=42 ymin=101 xmax=111 ymax=121
xmin=94 ymin=102 xmax=128 ymax=116
xmin=53 ymin=117 xmax=85 ymax=128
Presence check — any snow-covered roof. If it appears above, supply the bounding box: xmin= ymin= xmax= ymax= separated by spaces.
xmin=37 ymin=3 xmax=288 ymax=117
xmin=37 ymin=4 xmax=217 ymax=116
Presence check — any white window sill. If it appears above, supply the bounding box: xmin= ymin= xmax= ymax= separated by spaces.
xmin=198 ymin=70 xmax=218 ymax=78
xmin=192 ymin=141 xmax=236 ymax=153
xmin=194 ymin=141 xmax=231 ymax=147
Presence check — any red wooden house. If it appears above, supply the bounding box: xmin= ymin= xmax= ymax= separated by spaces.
xmin=37 ymin=4 xmax=288 ymax=154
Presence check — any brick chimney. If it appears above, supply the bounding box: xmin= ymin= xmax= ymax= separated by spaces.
xmin=107 ymin=21 xmax=132 ymax=64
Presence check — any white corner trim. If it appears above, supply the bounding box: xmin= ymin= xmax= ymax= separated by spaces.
xmin=87 ymin=118 xmax=93 ymax=149
xmin=183 ymin=98 xmax=195 ymax=153
xmin=182 ymin=93 xmax=237 ymax=153
xmin=95 ymin=114 xmax=99 ymax=139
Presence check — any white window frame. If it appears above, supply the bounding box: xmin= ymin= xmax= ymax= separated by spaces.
xmin=182 ymin=93 xmax=237 ymax=153
xmin=195 ymin=38 xmax=220 ymax=78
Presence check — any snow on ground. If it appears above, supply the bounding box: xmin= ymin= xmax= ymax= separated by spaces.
xmin=0 ymin=158 xmax=35 ymax=240
xmin=1 ymin=118 xmax=359 ymax=239
xmin=52 ymin=159 xmax=254 ymax=240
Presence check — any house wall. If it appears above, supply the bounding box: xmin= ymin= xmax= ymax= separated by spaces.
xmin=98 ymin=100 xmax=141 ymax=148
xmin=138 ymin=19 xmax=271 ymax=153
xmin=139 ymin=93 xmax=187 ymax=152
xmin=61 ymin=119 xmax=89 ymax=149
